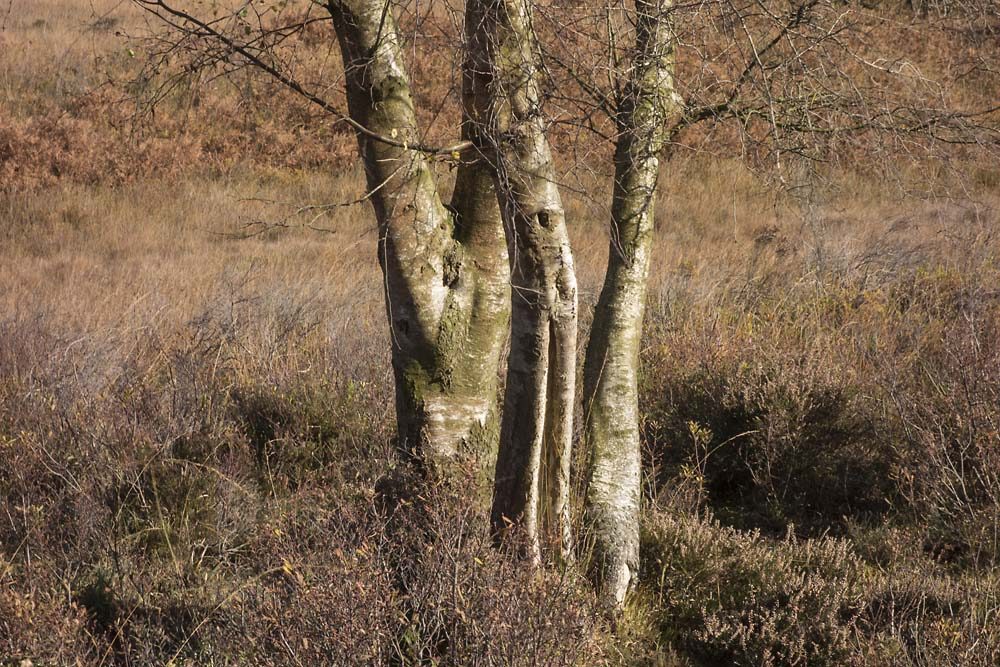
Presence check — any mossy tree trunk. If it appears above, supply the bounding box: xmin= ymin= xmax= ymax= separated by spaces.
xmin=326 ymin=0 xmax=509 ymax=489
xmin=465 ymin=0 xmax=578 ymax=563
xmin=582 ymin=0 xmax=680 ymax=605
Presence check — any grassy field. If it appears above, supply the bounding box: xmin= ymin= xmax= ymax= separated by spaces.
xmin=2 ymin=1 xmax=1000 ymax=665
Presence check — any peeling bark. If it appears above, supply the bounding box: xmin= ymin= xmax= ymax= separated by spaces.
xmin=326 ymin=0 xmax=509 ymax=490
xmin=583 ymin=0 xmax=680 ymax=605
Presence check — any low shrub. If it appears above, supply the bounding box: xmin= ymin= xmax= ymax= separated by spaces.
xmin=640 ymin=510 xmax=868 ymax=667
xmin=642 ymin=326 xmax=894 ymax=532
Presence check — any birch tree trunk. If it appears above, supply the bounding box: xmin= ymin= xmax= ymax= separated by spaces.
xmin=465 ymin=0 xmax=578 ymax=563
xmin=326 ymin=0 xmax=509 ymax=489
xmin=583 ymin=0 xmax=679 ymax=605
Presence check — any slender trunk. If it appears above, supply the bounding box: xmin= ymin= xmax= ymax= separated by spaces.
xmin=466 ymin=0 xmax=578 ymax=562
xmin=326 ymin=0 xmax=508 ymax=491
xmin=583 ymin=0 xmax=679 ymax=605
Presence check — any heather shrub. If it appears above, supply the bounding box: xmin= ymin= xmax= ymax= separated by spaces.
xmin=860 ymin=570 xmax=1000 ymax=666
xmin=0 ymin=576 xmax=102 ymax=665
xmin=0 ymin=310 xmax=604 ymax=665
xmin=875 ymin=274 xmax=1000 ymax=567
xmin=642 ymin=245 xmax=1000 ymax=555
xmin=640 ymin=510 xmax=868 ymax=667
xmin=232 ymin=376 xmax=380 ymax=491
xmin=642 ymin=312 xmax=893 ymax=531
xmin=383 ymin=490 xmax=605 ymax=666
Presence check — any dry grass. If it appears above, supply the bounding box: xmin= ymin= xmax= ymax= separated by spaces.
xmin=2 ymin=0 xmax=1000 ymax=665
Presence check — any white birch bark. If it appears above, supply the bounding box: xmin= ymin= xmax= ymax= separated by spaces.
xmin=464 ymin=0 xmax=578 ymax=562
xmin=583 ymin=0 xmax=680 ymax=605
xmin=327 ymin=0 xmax=509 ymax=489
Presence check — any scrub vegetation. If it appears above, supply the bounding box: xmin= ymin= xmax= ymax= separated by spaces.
xmin=2 ymin=1 xmax=999 ymax=664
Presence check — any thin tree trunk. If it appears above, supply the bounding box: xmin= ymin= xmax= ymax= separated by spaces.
xmin=326 ymin=0 xmax=509 ymax=490
xmin=465 ymin=0 xmax=578 ymax=563
xmin=583 ymin=0 xmax=679 ymax=605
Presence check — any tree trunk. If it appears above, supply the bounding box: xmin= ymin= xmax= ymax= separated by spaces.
xmin=465 ymin=0 xmax=578 ymax=563
xmin=583 ymin=0 xmax=679 ymax=605
xmin=326 ymin=0 xmax=509 ymax=490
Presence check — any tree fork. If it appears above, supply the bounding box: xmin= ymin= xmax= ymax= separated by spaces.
xmin=327 ymin=0 xmax=509 ymax=489
xmin=466 ymin=0 xmax=579 ymax=563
